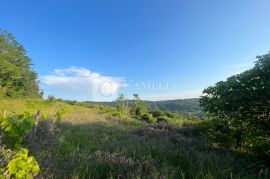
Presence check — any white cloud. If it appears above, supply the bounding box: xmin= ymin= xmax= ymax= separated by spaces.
xmin=40 ymin=67 xmax=127 ymax=100
xmin=141 ymin=89 xmax=202 ymax=101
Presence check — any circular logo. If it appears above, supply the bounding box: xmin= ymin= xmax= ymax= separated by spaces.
xmin=99 ymin=81 xmax=115 ymax=97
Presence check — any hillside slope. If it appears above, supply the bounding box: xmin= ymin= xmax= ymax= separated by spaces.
xmin=88 ymin=98 xmax=202 ymax=115
xmin=1 ymin=99 xmax=268 ymax=178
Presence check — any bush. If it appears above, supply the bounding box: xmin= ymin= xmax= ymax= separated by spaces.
xmin=47 ymin=95 xmax=56 ymax=103
xmin=0 ymin=112 xmax=35 ymax=149
xmin=164 ymin=112 xmax=175 ymax=118
xmin=199 ymin=118 xmax=236 ymax=148
xmin=111 ymin=111 xmax=123 ymax=117
xmin=130 ymin=94 xmax=147 ymax=117
xmin=156 ymin=116 xmax=170 ymax=123
xmin=141 ymin=113 xmax=155 ymax=123
xmin=200 ymin=52 xmax=270 ymax=160
xmin=0 ymin=112 xmax=41 ymax=178
xmin=151 ymin=110 xmax=164 ymax=118
xmin=55 ymin=107 xmax=71 ymax=123
xmin=40 ymin=113 xmax=49 ymax=120
xmin=132 ymin=106 xmax=147 ymax=117
xmin=7 ymin=148 xmax=40 ymax=178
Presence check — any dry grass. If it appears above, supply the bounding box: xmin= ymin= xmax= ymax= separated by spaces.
xmin=63 ymin=108 xmax=105 ymax=124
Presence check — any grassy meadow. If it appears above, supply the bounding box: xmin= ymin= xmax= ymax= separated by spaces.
xmin=1 ymin=99 xmax=269 ymax=179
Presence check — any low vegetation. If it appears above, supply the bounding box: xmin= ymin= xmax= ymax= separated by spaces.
xmin=1 ymin=98 xmax=269 ymax=178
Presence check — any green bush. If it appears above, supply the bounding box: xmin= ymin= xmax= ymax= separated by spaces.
xmin=130 ymin=94 xmax=147 ymax=117
xmin=111 ymin=111 xmax=123 ymax=117
xmin=164 ymin=112 xmax=175 ymax=118
xmin=151 ymin=110 xmax=164 ymax=118
xmin=0 ymin=112 xmax=35 ymax=149
xmin=200 ymin=52 xmax=270 ymax=160
xmin=199 ymin=118 xmax=236 ymax=148
xmin=55 ymin=107 xmax=71 ymax=123
xmin=0 ymin=112 xmax=41 ymax=178
xmin=46 ymin=95 xmax=56 ymax=103
xmin=141 ymin=113 xmax=155 ymax=123
xmin=40 ymin=113 xmax=49 ymax=120
xmin=7 ymin=148 xmax=40 ymax=178
xmin=156 ymin=116 xmax=170 ymax=123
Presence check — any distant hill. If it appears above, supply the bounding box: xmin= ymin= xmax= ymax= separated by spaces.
xmin=146 ymin=98 xmax=203 ymax=115
xmin=86 ymin=98 xmax=203 ymax=115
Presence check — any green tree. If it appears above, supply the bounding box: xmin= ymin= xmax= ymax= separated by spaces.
xmin=0 ymin=30 xmax=41 ymax=98
xmin=116 ymin=93 xmax=128 ymax=113
xmin=130 ymin=94 xmax=147 ymax=117
xmin=200 ymin=52 xmax=270 ymax=160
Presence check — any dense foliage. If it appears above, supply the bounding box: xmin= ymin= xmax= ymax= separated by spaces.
xmin=0 ymin=112 xmax=40 ymax=178
xmin=0 ymin=30 xmax=41 ymax=98
xmin=0 ymin=112 xmax=35 ymax=149
xmin=200 ymin=52 xmax=270 ymax=161
xmin=7 ymin=148 xmax=40 ymax=178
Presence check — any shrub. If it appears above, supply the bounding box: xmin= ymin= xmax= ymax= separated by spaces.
xmin=130 ymin=94 xmax=147 ymax=117
xmin=0 ymin=112 xmax=35 ymax=149
xmin=151 ymin=110 xmax=164 ymax=118
xmin=156 ymin=116 xmax=170 ymax=123
xmin=40 ymin=113 xmax=49 ymax=120
xmin=132 ymin=106 xmax=147 ymax=117
xmin=47 ymin=95 xmax=56 ymax=103
xmin=55 ymin=107 xmax=71 ymax=123
xmin=200 ymin=52 xmax=270 ymax=160
xmin=7 ymin=148 xmax=40 ymax=178
xmin=0 ymin=112 xmax=40 ymax=178
xmin=141 ymin=113 xmax=155 ymax=123
xmin=111 ymin=111 xmax=123 ymax=117
xmin=199 ymin=118 xmax=235 ymax=148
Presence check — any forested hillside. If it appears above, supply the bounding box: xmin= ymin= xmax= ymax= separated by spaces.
xmin=0 ymin=30 xmax=41 ymax=98
xmin=88 ymin=98 xmax=202 ymax=115
xmin=146 ymin=98 xmax=202 ymax=115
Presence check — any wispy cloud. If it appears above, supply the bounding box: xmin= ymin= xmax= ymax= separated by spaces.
xmin=40 ymin=67 xmax=127 ymax=100
xmin=141 ymin=89 xmax=202 ymax=101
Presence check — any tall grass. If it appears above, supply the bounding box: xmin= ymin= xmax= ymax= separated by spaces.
xmin=1 ymin=99 xmax=269 ymax=178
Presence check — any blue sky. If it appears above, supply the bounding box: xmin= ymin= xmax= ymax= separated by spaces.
xmin=1 ymin=0 xmax=270 ymax=101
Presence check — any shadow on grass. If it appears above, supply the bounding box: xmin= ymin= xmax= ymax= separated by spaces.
xmin=26 ymin=119 xmax=269 ymax=179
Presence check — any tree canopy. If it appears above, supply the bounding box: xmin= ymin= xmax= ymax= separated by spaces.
xmin=200 ymin=52 xmax=270 ymax=160
xmin=0 ymin=30 xmax=41 ymax=98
